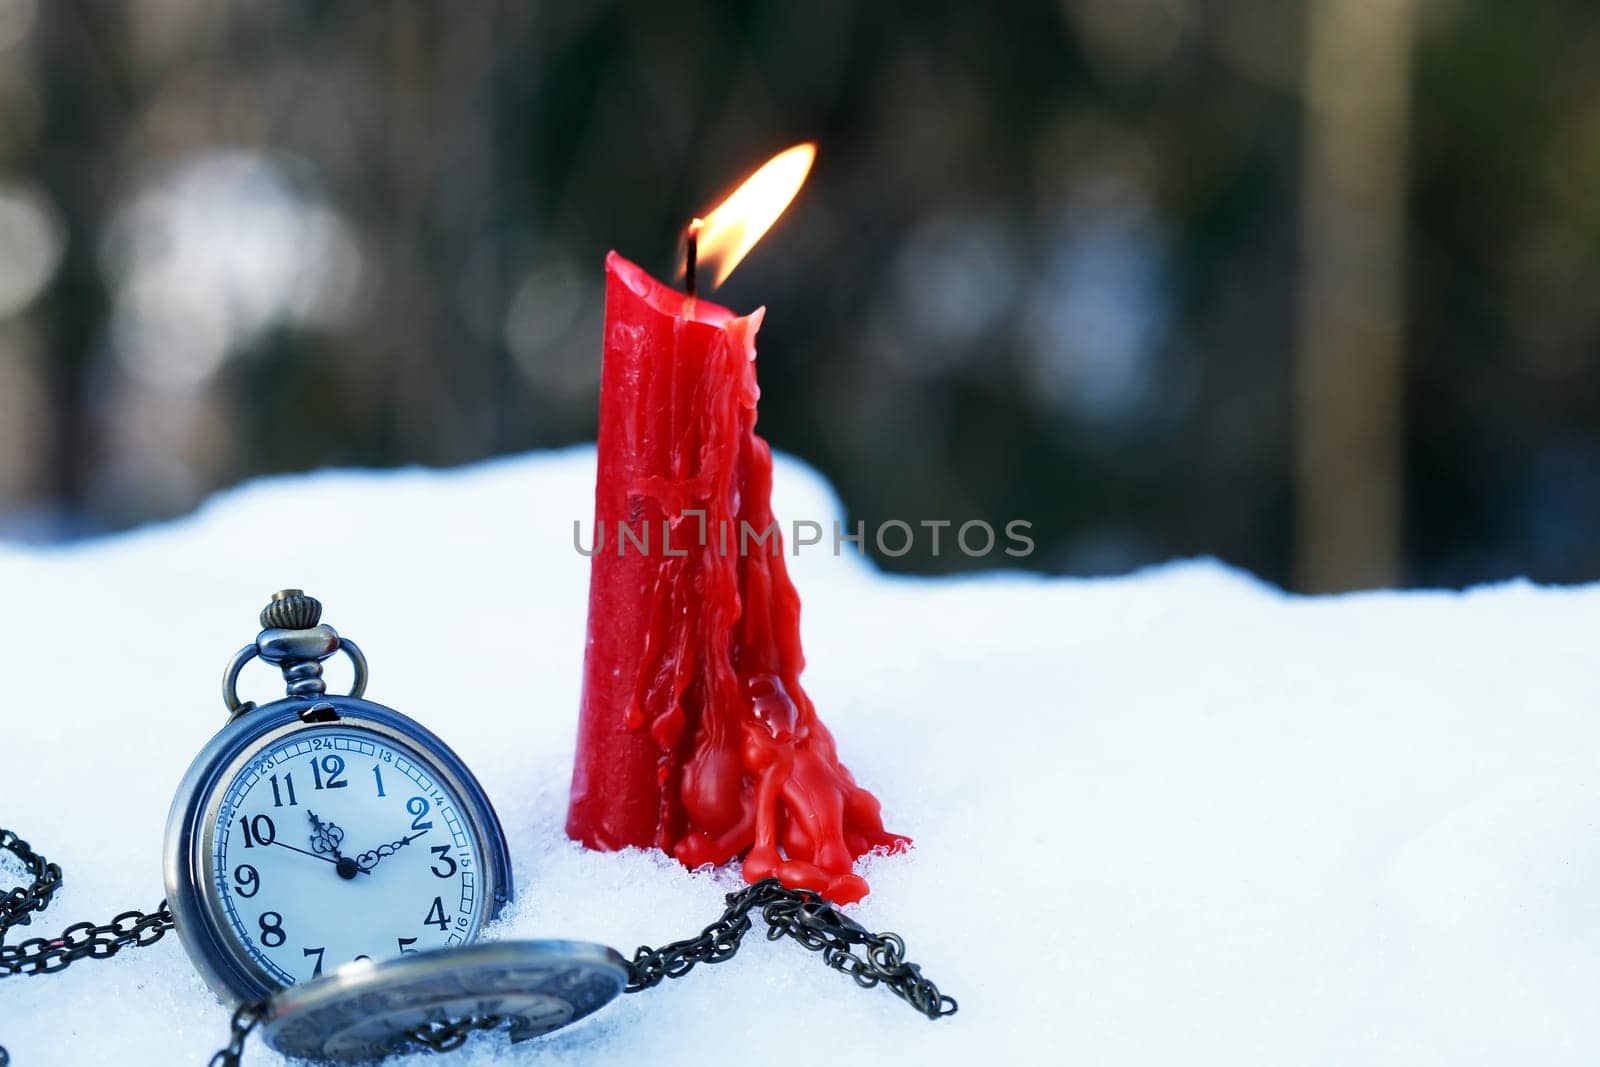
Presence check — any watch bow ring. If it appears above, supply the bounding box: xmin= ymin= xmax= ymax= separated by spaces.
xmin=221 ymin=589 xmax=370 ymax=715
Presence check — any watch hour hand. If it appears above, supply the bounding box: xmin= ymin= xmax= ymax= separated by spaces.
xmin=307 ymin=812 xmax=366 ymax=879
xmin=307 ymin=811 xmax=346 ymax=858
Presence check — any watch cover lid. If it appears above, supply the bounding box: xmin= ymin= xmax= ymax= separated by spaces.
xmin=262 ymin=940 xmax=629 ymax=1062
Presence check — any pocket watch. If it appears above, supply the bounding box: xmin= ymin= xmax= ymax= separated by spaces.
xmin=163 ymin=589 xmax=516 ymax=1004
xmin=2 ymin=590 xmax=953 ymax=1065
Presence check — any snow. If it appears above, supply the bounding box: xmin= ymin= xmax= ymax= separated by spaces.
xmin=2 ymin=448 xmax=1598 ymax=1065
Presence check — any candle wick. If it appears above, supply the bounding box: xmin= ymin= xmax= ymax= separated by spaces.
xmin=686 ymin=217 xmax=704 ymax=298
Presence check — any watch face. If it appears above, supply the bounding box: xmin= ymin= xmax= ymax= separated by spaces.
xmin=205 ymin=725 xmax=490 ymax=986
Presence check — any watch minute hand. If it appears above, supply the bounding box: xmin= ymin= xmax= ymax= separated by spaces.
xmin=354 ymin=831 xmax=425 ymax=873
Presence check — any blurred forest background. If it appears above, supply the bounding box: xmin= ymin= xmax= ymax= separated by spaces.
xmin=0 ymin=0 xmax=1595 ymax=592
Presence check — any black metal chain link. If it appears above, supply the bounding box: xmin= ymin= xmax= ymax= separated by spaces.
xmin=208 ymin=1000 xmax=268 ymax=1067
xmin=406 ymin=1015 xmax=510 ymax=1053
xmin=0 ymin=829 xmax=61 ymax=935
xmin=0 ymin=829 xmax=174 ymax=978
xmin=6 ymin=828 xmax=952 ymax=1066
xmin=387 ymin=879 xmax=956 ymax=1061
xmin=376 ymin=880 xmax=957 ymax=1061
xmin=624 ymin=877 xmax=958 ymax=1020
xmin=1 ymin=828 xmax=177 ymax=1064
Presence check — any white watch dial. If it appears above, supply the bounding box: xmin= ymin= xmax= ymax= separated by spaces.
xmin=208 ymin=726 xmax=488 ymax=985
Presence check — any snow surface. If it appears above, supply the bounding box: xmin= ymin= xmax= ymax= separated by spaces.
xmin=1 ymin=448 xmax=1598 ymax=1066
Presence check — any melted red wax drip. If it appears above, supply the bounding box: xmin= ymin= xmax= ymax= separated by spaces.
xmin=567 ymin=253 xmax=907 ymax=904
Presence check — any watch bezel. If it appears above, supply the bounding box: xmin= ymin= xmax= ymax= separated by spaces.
xmin=163 ymin=695 xmax=515 ymax=1005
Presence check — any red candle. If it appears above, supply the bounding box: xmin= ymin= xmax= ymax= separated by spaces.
xmin=567 ymin=147 xmax=906 ymax=904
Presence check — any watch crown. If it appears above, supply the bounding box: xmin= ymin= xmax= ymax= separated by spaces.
xmin=260 ymin=589 xmax=323 ymax=631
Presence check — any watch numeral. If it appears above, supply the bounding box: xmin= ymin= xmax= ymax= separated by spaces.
xmin=269 ymin=772 xmax=297 ymax=808
xmin=303 ymin=946 xmax=325 ymax=977
xmin=238 ymin=814 xmax=276 ymax=848
xmin=406 ymin=796 xmax=433 ymax=832
xmin=423 ymin=896 xmax=449 ymax=931
xmin=429 ymin=845 xmax=457 ymax=879
xmin=233 ymin=864 xmax=259 ymax=898
xmin=372 ymin=765 xmax=386 ymax=797
xmin=309 ymin=754 xmax=347 ymax=790
xmin=258 ymin=911 xmax=286 ymax=948
xmin=397 ymin=936 xmax=419 ymax=955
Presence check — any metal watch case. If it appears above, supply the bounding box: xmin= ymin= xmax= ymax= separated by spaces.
xmin=163 ymin=591 xmax=515 ymax=1006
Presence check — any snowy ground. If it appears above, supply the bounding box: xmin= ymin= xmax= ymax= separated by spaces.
xmin=1 ymin=449 xmax=1597 ymax=1066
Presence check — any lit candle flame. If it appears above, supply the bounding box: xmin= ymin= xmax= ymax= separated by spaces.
xmin=686 ymin=143 xmax=816 ymax=291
